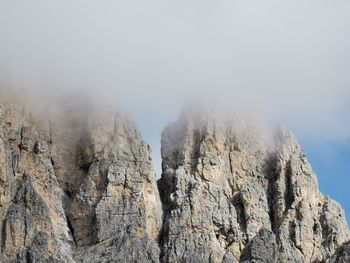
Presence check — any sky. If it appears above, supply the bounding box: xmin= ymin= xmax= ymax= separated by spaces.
xmin=0 ymin=1 xmax=349 ymax=221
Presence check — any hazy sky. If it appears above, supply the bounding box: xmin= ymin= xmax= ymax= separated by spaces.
xmin=0 ymin=1 xmax=349 ymax=220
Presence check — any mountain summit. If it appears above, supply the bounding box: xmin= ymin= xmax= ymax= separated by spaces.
xmin=0 ymin=98 xmax=348 ymax=262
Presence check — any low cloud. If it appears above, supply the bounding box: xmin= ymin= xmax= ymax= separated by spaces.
xmin=0 ymin=0 xmax=349 ymax=140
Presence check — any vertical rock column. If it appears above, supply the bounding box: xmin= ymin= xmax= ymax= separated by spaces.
xmin=0 ymin=98 xmax=163 ymax=263
xmin=62 ymin=108 xmax=162 ymax=263
xmin=158 ymin=109 xmax=349 ymax=263
xmin=0 ymin=100 xmax=74 ymax=262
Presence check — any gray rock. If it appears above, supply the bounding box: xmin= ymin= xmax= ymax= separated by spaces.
xmin=0 ymin=98 xmax=161 ymax=263
xmin=240 ymin=228 xmax=278 ymax=263
xmin=158 ymin=108 xmax=349 ymax=263
xmin=0 ymin=97 xmax=348 ymax=263
xmin=326 ymin=241 xmax=350 ymax=263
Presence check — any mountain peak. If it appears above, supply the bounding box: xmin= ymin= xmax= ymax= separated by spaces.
xmin=0 ymin=100 xmax=348 ymax=262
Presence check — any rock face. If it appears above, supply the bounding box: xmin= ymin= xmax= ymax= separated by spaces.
xmin=327 ymin=241 xmax=350 ymax=263
xmin=0 ymin=97 xmax=161 ymax=262
xmin=158 ymin=109 xmax=350 ymax=263
xmin=0 ymin=97 xmax=349 ymax=263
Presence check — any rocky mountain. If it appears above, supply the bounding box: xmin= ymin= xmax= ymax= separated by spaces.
xmin=0 ymin=97 xmax=161 ymax=263
xmin=0 ymin=98 xmax=348 ymax=262
xmin=158 ymin=109 xmax=349 ymax=263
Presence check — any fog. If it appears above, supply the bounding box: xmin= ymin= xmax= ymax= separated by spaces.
xmin=0 ymin=0 xmax=350 ymax=141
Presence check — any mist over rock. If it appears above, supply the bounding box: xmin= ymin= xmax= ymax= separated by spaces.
xmin=0 ymin=96 xmax=161 ymax=262
xmin=0 ymin=96 xmax=348 ymax=263
xmin=158 ymin=108 xmax=349 ymax=263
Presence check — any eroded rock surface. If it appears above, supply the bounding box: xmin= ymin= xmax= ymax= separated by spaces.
xmin=327 ymin=241 xmax=350 ymax=263
xmin=158 ymin=108 xmax=350 ymax=263
xmin=0 ymin=97 xmax=161 ymax=262
xmin=0 ymin=97 xmax=349 ymax=263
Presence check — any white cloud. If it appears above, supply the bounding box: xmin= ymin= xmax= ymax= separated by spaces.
xmin=0 ymin=0 xmax=349 ymax=139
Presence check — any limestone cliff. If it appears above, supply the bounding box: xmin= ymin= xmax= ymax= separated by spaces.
xmin=0 ymin=97 xmax=161 ymax=262
xmin=0 ymin=98 xmax=348 ymax=263
xmin=327 ymin=241 xmax=350 ymax=263
xmin=158 ymin=109 xmax=349 ymax=263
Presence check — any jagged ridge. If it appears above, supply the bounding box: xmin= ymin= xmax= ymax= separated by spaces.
xmin=0 ymin=99 xmax=348 ymax=263
xmin=158 ymin=109 xmax=349 ymax=263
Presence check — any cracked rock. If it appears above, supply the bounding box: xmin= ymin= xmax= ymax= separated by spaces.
xmin=0 ymin=96 xmax=349 ymax=263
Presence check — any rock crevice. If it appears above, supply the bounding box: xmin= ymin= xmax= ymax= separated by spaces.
xmin=158 ymin=109 xmax=349 ymax=263
xmin=0 ymin=99 xmax=348 ymax=263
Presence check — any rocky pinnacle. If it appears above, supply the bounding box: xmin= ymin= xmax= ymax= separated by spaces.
xmin=0 ymin=99 xmax=348 ymax=262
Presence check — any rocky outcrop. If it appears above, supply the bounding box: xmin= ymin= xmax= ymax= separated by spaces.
xmin=0 ymin=96 xmax=349 ymax=263
xmin=158 ymin=108 xmax=350 ymax=263
xmin=327 ymin=241 xmax=350 ymax=263
xmin=0 ymin=99 xmax=73 ymax=263
xmin=68 ymin=108 xmax=162 ymax=263
xmin=0 ymin=97 xmax=161 ymax=262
